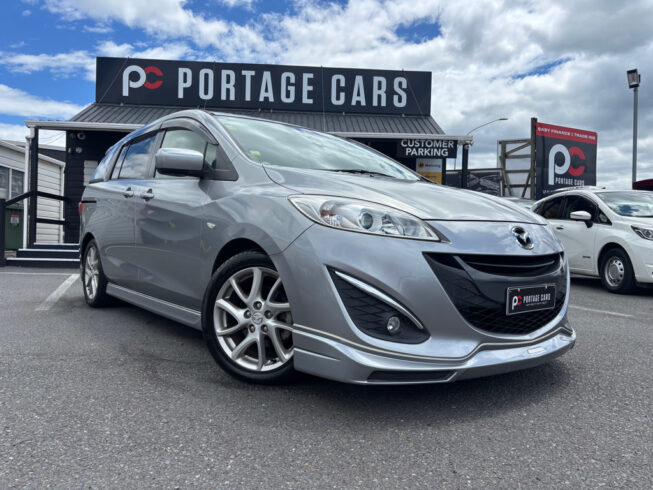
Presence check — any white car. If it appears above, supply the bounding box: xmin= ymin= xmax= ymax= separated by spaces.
xmin=532 ymin=189 xmax=653 ymax=293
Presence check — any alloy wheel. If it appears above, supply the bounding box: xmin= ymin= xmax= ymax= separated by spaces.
xmin=84 ymin=246 xmax=100 ymax=300
xmin=213 ymin=266 xmax=293 ymax=372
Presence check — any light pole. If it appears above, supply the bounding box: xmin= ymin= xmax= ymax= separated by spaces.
xmin=460 ymin=117 xmax=508 ymax=188
xmin=466 ymin=117 xmax=509 ymax=136
xmin=627 ymin=69 xmax=641 ymax=186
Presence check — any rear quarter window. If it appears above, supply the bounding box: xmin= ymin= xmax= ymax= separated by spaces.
xmin=91 ymin=146 xmax=118 ymax=182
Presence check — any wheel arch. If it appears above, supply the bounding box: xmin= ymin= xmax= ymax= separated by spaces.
xmin=211 ymin=238 xmax=267 ymax=274
xmin=597 ymin=242 xmax=628 ymax=270
xmin=80 ymin=232 xmax=96 ymax=256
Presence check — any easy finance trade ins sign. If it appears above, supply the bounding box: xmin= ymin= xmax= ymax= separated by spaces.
xmin=535 ymin=122 xmax=597 ymax=198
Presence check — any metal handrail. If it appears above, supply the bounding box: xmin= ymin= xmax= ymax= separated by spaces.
xmin=1 ymin=190 xmax=70 ymax=266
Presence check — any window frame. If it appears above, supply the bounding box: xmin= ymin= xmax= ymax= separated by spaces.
xmin=110 ymin=131 xmax=161 ymax=181
xmin=0 ymin=166 xmax=26 ymax=200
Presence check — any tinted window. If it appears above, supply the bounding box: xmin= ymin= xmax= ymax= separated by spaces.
xmin=161 ymin=129 xmax=207 ymax=153
xmin=563 ymin=196 xmax=596 ymax=220
xmin=538 ymin=197 xmax=565 ymax=220
xmin=110 ymin=146 xmax=128 ymax=180
xmin=216 ymin=115 xmax=418 ymax=181
xmin=118 ymin=134 xmax=157 ymax=179
xmin=91 ymin=146 xmax=115 ymax=181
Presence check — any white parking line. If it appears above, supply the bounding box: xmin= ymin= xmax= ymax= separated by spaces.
xmin=35 ymin=274 xmax=80 ymax=311
xmin=0 ymin=271 xmax=76 ymax=276
xmin=569 ymin=304 xmax=634 ymax=319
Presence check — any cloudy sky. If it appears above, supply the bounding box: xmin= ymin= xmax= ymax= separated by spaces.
xmin=0 ymin=0 xmax=651 ymax=188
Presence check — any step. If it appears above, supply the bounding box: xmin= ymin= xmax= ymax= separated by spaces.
xmin=32 ymin=242 xmax=79 ymax=250
xmin=6 ymin=257 xmax=80 ymax=268
xmin=16 ymin=248 xmax=79 ymax=259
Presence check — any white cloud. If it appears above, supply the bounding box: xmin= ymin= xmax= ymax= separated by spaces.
xmin=22 ymin=9 xmax=31 ymax=16
xmin=0 ymin=123 xmax=30 ymax=142
xmin=42 ymin=0 xmax=233 ymax=48
xmin=0 ymin=125 xmax=66 ymax=151
xmin=219 ymin=0 xmax=257 ymax=10
xmin=96 ymin=40 xmax=194 ymax=60
xmin=0 ymin=50 xmax=96 ymax=81
xmin=0 ymin=84 xmax=83 ymax=119
xmin=84 ymin=24 xmax=113 ymax=34
xmin=8 ymin=0 xmax=653 ymax=188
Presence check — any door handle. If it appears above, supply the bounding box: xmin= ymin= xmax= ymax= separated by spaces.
xmin=122 ymin=187 xmax=134 ymax=198
xmin=139 ymin=188 xmax=154 ymax=201
xmin=555 ymin=225 xmax=564 ymax=230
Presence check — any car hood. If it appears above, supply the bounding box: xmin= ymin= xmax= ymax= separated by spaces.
xmin=619 ymin=215 xmax=653 ymax=227
xmin=264 ymin=166 xmax=544 ymax=223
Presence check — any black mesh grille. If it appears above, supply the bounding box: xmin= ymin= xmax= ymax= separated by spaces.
xmin=330 ymin=271 xmax=428 ymax=344
xmin=425 ymin=253 xmax=566 ymax=335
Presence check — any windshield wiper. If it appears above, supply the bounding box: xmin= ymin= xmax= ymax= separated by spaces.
xmin=322 ymin=168 xmax=395 ymax=178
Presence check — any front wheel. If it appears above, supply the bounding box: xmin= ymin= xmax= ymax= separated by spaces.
xmin=202 ymin=251 xmax=295 ymax=384
xmin=600 ymin=248 xmax=636 ymax=294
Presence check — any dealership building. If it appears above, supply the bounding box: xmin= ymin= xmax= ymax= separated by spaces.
xmin=5 ymin=57 xmax=472 ymax=265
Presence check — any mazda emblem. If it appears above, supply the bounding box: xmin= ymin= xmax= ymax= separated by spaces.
xmin=511 ymin=226 xmax=534 ymax=249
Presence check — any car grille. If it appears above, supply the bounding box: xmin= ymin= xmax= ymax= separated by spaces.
xmin=458 ymin=253 xmax=561 ymax=276
xmin=424 ymin=253 xmax=566 ymax=335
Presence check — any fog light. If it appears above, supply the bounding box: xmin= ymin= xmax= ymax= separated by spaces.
xmin=386 ymin=316 xmax=401 ymax=334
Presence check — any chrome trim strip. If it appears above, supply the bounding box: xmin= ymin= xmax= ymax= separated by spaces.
xmin=293 ymin=323 xmax=574 ymax=362
xmin=333 ymin=270 xmax=425 ymax=330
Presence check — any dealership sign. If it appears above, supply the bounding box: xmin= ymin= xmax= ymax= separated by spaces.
xmin=95 ymin=57 xmax=432 ymax=115
xmin=397 ymin=139 xmax=458 ymax=158
xmin=535 ymin=122 xmax=597 ymax=198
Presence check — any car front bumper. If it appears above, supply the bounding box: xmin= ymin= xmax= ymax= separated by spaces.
xmin=273 ymin=220 xmax=574 ymax=384
xmin=629 ymin=239 xmax=653 ymax=284
xmin=292 ymin=322 xmax=575 ymax=384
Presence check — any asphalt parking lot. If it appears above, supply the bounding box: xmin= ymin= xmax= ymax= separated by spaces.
xmin=1 ymin=268 xmax=651 ymax=488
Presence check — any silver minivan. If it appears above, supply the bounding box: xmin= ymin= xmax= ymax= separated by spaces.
xmin=80 ymin=110 xmax=575 ymax=384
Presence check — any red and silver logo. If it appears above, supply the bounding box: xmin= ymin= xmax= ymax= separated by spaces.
xmin=122 ymin=65 xmax=163 ymax=96
xmin=548 ymin=144 xmax=586 ymax=185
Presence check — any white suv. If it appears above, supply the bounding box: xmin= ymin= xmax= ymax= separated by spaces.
xmin=533 ymin=189 xmax=653 ymax=293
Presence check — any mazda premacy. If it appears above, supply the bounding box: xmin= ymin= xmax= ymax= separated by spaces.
xmin=80 ymin=110 xmax=575 ymax=384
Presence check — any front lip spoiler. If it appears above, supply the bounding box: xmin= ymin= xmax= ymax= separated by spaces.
xmin=292 ymin=324 xmax=576 ymax=385
xmin=292 ymin=322 xmax=574 ymax=363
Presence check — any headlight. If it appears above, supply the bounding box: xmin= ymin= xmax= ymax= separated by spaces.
xmin=632 ymin=226 xmax=653 ymax=241
xmin=289 ymin=195 xmax=444 ymax=241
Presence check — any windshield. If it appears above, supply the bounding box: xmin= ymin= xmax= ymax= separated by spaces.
xmin=215 ymin=115 xmax=419 ymax=181
xmin=596 ymin=191 xmax=653 ymax=217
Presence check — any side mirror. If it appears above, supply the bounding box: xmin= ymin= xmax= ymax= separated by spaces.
xmin=569 ymin=210 xmax=593 ymax=227
xmin=155 ymin=148 xmax=204 ymax=176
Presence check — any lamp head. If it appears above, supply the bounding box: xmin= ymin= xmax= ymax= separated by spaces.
xmin=627 ymin=69 xmax=641 ymax=89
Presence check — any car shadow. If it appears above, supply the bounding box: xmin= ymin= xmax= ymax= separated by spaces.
xmin=82 ymin=296 xmax=576 ymax=430
xmin=571 ymin=276 xmax=653 ymax=296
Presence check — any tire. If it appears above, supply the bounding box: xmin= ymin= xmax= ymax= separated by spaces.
xmin=81 ymin=239 xmax=111 ymax=307
xmin=600 ymin=248 xmax=636 ymax=294
xmin=202 ymin=251 xmax=296 ymax=384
